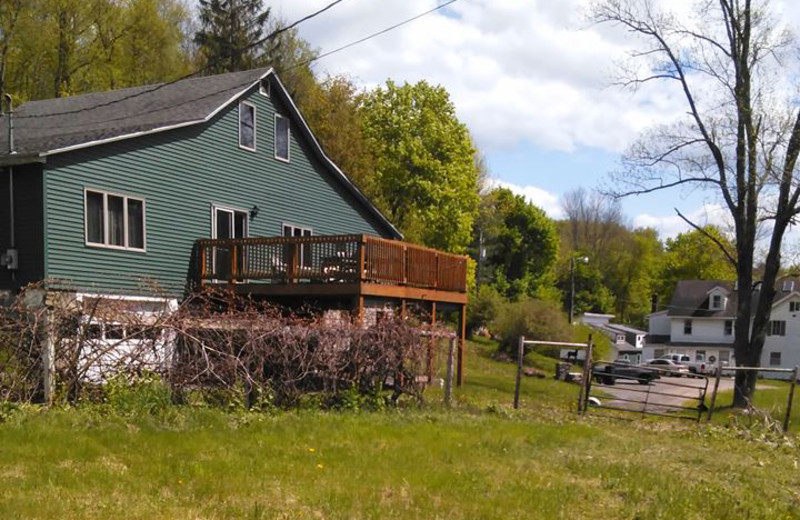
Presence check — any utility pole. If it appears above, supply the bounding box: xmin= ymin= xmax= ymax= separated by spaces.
xmin=569 ymin=254 xmax=588 ymax=324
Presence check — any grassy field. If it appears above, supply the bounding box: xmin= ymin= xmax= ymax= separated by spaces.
xmin=2 ymin=341 xmax=800 ymax=519
xmin=710 ymin=379 xmax=800 ymax=431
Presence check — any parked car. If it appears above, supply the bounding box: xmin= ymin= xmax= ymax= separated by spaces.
xmin=643 ymin=358 xmax=690 ymax=376
xmin=657 ymin=354 xmax=710 ymax=375
xmin=593 ymin=363 xmax=661 ymax=385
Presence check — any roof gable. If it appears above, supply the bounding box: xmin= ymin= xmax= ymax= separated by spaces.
xmin=0 ymin=68 xmax=401 ymax=239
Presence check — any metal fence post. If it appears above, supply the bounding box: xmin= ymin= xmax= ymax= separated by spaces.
xmin=580 ymin=335 xmax=594 ymax=414
xmin=784 ymin=365 xmax=799 ymax=433
xmin=707 ymin=366 xmax=722 ymax=422
xmin=444 ymin=337 xmax=455 ymax=407
xmin=514 ymin=335 xmax=524 ymax=409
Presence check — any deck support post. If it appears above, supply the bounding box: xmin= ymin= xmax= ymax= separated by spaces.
xmin=427 ymin=301 xmax=437 ymax=382
xmin=355 ymin=295 xmax=365 ymax=325
xmin=457 ymin=303 xmax=466 ymax=386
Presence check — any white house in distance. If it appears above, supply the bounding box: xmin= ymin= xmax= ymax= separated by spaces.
xmin=561 ymin=313 xmax=647 ymax=363
xmin=646 ymin=278 xmax=800 ymax=374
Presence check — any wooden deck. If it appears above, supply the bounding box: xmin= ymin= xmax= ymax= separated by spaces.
xmin=195 ymin=234 xmax=468 ymax=303
xmin=195 ymin=233 xmax=468 ymax=385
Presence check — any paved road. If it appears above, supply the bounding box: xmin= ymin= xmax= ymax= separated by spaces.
xmin=595 ymin=375 xmax=734 ymax=416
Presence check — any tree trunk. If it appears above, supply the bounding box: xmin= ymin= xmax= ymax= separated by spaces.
xmin=733 ymin=355 xmax=758 ymax=408
xmin=54 ymin=9 xmax=71 ymax=98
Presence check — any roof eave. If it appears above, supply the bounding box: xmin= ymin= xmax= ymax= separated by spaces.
xmin=0 ymin=153 xmax=46 ymax=166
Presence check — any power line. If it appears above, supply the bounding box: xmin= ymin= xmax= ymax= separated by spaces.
xmin=16 ymin=0 xmax=348 ymax=121
xmin=253 ymin=0 xmax=346 ymax=50
xmin=289 ymin=0 xmax=462 ymax=70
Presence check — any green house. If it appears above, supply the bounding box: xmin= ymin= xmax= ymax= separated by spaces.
xmin=0 ymin=68 xmax=468 ymax=381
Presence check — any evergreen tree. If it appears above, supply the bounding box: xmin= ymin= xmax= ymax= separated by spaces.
xmin=194 ymin=0 xmax=270 ymax=74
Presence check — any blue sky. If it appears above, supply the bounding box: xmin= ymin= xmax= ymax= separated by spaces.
xmin=248 ymin=0 xmax=800 ymax=240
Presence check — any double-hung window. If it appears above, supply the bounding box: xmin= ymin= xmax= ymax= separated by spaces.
xmin=85 ymin=189 xmax=146 ymax=251
xmin=275 ymin=114 xmax=290 ymax=161
xmin=724 ymin=320 xmax=733 ymax=336
xmin=768 ymin=320 xmax=787 ymax=336
xmin=683 ymin=319 xmax=693 ymax=335
xmin=239 ymin=101 xmax=256 ymax=151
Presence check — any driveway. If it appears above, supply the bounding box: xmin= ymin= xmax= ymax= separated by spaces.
xmin=596 ymin=375 xmax=733 ymax=415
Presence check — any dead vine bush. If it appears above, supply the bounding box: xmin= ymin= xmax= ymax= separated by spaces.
xmin=0 ymin=283 xmax=442 ymax=407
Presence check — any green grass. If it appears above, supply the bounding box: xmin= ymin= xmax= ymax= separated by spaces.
xmin=710 ymin=379 xmax=800 ymax=431
xmin=2 ymin=342 xmax=800 ymax=519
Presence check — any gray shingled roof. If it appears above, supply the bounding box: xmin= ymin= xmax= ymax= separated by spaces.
xmin=667 ymin=280 xmax=737 ymax=317
xmin=0 ymin=68 xmax=269 ymax=155
xmin=667 ymin=278 xmax=800 ymax=317
xmin=0 ymin=68 xmax=403 ymax=239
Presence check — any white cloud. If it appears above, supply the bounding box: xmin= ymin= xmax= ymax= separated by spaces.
xmin=488 ymin=178 xmax=564 ymax=218
xmin=270 ymin=0 xmax=689 ymax=153
xmin=633 ymin=204 xmax=731 ymax=239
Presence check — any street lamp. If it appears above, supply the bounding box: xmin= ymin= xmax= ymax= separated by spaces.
xmin=569 ymin=254 xmax=589 ymax=324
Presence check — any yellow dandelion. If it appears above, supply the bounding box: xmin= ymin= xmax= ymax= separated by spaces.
xmin=178 ymin=479 xmax=183 ymax=484
xmin=316 ymin=464 xmax=324 ymax=470
xmin=308 ymin=448 xmax=316 ymax=453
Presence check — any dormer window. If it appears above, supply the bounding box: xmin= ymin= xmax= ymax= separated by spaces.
xmin=710 ymin=293 xmax=724 ymax=310
xmin=783 ymin=280 xmax=795 ymax=292
xmin=239 ymin=101 xmax=256 ymax=151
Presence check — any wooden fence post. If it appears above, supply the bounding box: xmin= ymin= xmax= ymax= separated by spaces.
xmin=42 ymin=308 xmax=55 ymax=405
xmin=445 ymin=337 xmax=455 ymax=407
xmin=514 ymin=335 xmax=524 ymax=409
xmin=784 ymin=365 xmax=799 ymax=433
xmin=707 ymin=366 xmax=723 ymax=422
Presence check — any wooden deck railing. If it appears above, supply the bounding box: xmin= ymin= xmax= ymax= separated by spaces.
xmin=195 ymin=234 xmax=468 ymax=293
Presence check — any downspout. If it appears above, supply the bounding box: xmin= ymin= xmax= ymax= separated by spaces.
xmin=4 ymin=93 xmax=15 ymax=280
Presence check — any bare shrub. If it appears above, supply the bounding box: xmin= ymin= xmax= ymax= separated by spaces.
xmin=0 ymin=284 xmax=440 ymax=408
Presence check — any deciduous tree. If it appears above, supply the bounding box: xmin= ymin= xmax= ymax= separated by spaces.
xmin=479 ymin=188 xmax=559 ymax=300
xmin=360 ymin=80 xmax=480 ymax=253
xmin=592 ymin=0 xmax=800 ymax=406
xmin=657 ymin=226 xmax=737 ymax=306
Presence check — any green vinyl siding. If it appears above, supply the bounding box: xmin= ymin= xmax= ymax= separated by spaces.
xmin=42 ymin=85 xmax=388 ymax=296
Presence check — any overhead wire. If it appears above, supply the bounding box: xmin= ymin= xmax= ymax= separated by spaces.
xmin=14 ymin=0 xmax=464 ymax=131
xmin=285 ymin=0 xmax=462 ymax=70
xmin=15 ymin=0 xmax=350 ymax=121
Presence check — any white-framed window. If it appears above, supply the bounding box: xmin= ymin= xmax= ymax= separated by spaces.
xmin=211 ymin=205 xmax=249 ymax=279
xmin=683 ymin=319 xmax=693 ymax=335
xmin=768 ymin=320 xmax=787 ymax=336
xmin=724 ymin=320 xmax=733 ymax=336
xmin=275 ymin=114 xmax=290 ymax=162
xmin=710 ymin=294 xmax=724 ymax=310
xmin=790 ymin=301 xmax=800 ymax=312
xmin=239 ymin=101 xmax=256 ymax=151
xmin=770 ymin=351 xmax=782 ymax=366
xmin=783 ymin=280 xmax=795 ymax=292
xmin=259 ymin=79 xmax=270 ymax=97
xmin=84 ymin=189 xmax=146 ymax=251
xmin=283 ymin=223 xmax=312 ymax=268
